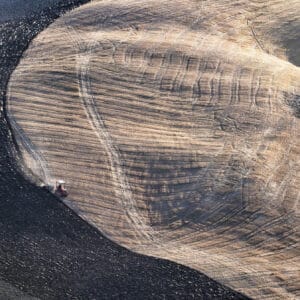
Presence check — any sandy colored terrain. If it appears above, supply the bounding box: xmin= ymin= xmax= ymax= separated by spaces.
xmin=8 ymin=0 xmax=299 ymax=299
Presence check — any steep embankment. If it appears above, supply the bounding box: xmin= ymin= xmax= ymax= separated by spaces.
xmin=8 ymin=0 xmax=300 ymax=299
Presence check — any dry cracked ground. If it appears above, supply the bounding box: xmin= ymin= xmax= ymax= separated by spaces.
xmin=7 ymin=0 xmax=300 ymax=299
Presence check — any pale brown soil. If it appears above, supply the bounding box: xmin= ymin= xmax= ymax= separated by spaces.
xmin=8 ymin=0 xmax=300 ymax=299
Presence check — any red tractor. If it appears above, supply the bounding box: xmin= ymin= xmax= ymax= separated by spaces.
xmin=54 ymin=180 xmax=68 ymax=198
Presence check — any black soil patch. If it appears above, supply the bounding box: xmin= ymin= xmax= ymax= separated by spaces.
xmin=0 ymin=1 xmax=250 ymax=299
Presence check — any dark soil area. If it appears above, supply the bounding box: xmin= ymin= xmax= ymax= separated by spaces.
xmin=0 ymin=1 xmax=250 ymax=299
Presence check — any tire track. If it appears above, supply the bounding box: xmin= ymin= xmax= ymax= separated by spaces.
xmin=6 ymin=93 xmax=51 ymax=184
xmin=66 ymin=24 xmax=159 ymax=243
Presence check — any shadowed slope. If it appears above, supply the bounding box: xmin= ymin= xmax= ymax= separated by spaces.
xmin=8 ymin=0 xmax=300 ymax=299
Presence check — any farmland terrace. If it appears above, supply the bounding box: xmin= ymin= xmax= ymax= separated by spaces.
xmin=6 ymin=0 xmax=300 ymax=299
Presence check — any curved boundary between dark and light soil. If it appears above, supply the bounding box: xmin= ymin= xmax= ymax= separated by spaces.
xmin=0 ymin=1 xmax=250 ymax=299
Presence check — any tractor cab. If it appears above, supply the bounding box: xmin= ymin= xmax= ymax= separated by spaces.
xmin=54 ymin=180 xmax=68 ymax=198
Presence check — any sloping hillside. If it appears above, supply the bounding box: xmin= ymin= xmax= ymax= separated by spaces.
xmin=8 ymin=0 xmax=300 ymax=299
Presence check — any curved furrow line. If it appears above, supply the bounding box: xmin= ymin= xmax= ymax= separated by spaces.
xmin=6 ymin=96 xmax=50 ymax=184
xmin=75 ymin=44 xmax=158 ymax=244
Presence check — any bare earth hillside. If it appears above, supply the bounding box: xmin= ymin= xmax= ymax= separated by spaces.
xmin=8 ymin=0 xmax=300 ymax=299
